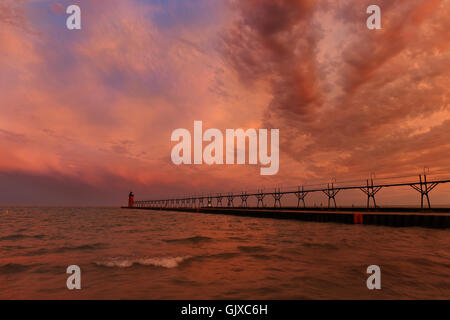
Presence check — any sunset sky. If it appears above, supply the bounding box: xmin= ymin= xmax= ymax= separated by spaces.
xmin=1 ymin=0 xmax=449 ymax=206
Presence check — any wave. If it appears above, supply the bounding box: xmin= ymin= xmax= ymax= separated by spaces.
xmin=10 ymin=243 xmax=106 ymax=256
xmin=184 ymin=252 xmax=241 ymax=265
xmin=0 ymin=245 xmax=28 ymax=251
xmin=0 ymin=263 xmax=40 ymax=274
xmin=95 ymin=256 xmax=192 ymax=269
xmin=96 ymin=251 xmax=242 ymax=269
xmin=54 ymin=243 xmax=107 ymax=253
xmin=0 ymin=234 xmax=45 ymax=241
xmin=250 ymin=253 xmax=292 ymax=261
xmin=237 ymin=245 xmax=274 ymax=253
xmin=163 ymin=236 xmax=213 ymax=244
xmin=227 ymin=236 xmax=247 ymax=241
xmin=23 ymin=248 xmax=50 ymax=256
xmin=302 ymin=242 xmax=339 ymax=250
xmin=205 ymin=252 xmax=240 ymax=259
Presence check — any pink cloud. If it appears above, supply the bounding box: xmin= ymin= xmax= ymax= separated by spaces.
xmin=0 ymin=0 xmax=449 ymax=205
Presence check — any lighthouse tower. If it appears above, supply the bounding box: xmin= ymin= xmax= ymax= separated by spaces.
xmin=128 ymin=192 xmax=134 ymax=207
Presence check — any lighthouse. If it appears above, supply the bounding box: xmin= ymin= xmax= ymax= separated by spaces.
xmin=128 ymin=192 xmax=134 ymax=207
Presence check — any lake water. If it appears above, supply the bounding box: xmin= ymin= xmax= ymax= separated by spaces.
xmin=0 ymin=207 xmax=449 ymax=299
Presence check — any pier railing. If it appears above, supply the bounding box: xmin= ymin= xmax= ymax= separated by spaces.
xmin=134 ymin=174 xmax=450 ymax=210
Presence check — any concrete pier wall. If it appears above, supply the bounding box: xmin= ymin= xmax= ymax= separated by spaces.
xmin=121 ymin=207 xmax=450 ymax=229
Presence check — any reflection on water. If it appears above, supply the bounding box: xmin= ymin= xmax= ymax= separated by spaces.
xmin=0 ymin=207 xmax=449 ymax=299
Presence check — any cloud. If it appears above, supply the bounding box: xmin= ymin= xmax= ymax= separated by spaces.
xmin=0 ymin=0 xmax=449 ymax=205
xmin=221 ymin=0 xmax=322 ymax=119
xmin=222 ymin=0 xmax=450 ymax=183
xmin=0 ymin=0 xmax=26 ymax=28
xmin=0 ymin=0 xmax=248 ymax=204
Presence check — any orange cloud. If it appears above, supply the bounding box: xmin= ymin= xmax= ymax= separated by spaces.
xmin=0 ymin=0 xmax=449 ymax=205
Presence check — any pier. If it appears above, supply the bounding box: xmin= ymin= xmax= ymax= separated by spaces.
xmin=123 ymin=174 xmax=450 ymax=228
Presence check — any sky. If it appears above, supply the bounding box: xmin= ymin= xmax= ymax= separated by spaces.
xmin=0 ymin=0 xmax=449 ymax=206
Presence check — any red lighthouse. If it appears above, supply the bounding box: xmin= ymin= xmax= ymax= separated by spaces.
xmin=128 ymin=192 xmax=134 ymax=207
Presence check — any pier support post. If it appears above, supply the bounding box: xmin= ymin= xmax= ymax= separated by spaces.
xmin=256 ymin=189 xmax=265 ymax=208
xmin=410 ymin=174 xmax=439 ymax=209
xmin=227 ymin=193 xmax=234 ymax=207
xmin=322 ymin=183 xmax=340 ymax=209
xmin=295 ymin=186 xmax=308 ymax=208
xmin=207 ymin=195 xmax=212 ymax=207
xmin=216 ymin=194 xmax=223 ymax=207
xmin=272 ymin=188 xmax=283 ymax=208
xmin=240 ymin=192 xmax=249 ymax=207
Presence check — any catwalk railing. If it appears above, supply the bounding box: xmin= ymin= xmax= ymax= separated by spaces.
xmin=134 ymin=174 xmax=450 ymax=210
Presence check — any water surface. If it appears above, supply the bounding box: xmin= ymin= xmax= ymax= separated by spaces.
xmin=0 ymin=207 xmax=449 ymax=299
